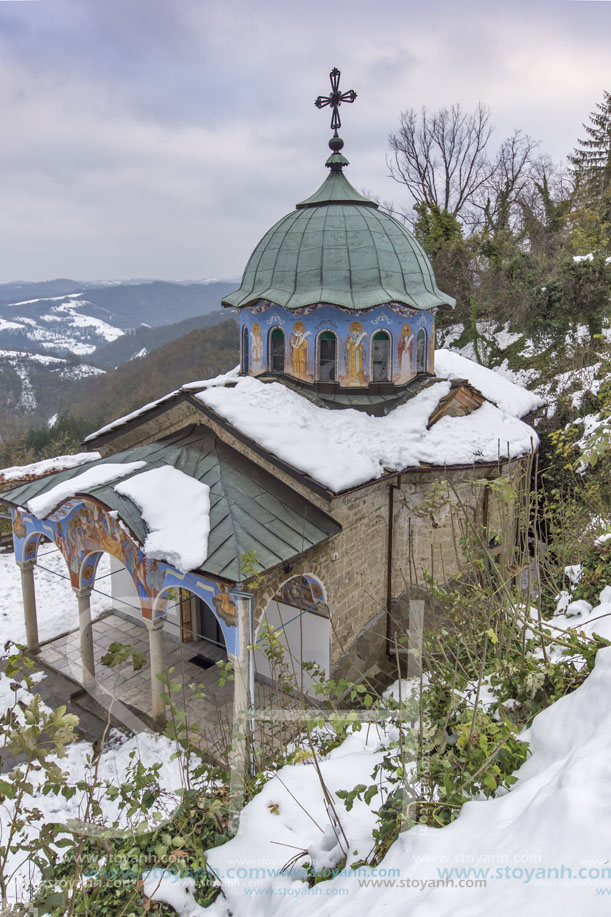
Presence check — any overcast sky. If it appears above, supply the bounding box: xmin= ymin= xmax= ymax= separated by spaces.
xmin=0 ymin=0 xmax=609 ymax=283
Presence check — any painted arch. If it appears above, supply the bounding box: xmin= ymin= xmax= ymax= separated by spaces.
xmin=11 ymin=497 xmax=240 ymax=657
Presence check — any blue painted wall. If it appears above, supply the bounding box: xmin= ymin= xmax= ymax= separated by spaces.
xmin=238 ymin=300 xmax=436 ymax=386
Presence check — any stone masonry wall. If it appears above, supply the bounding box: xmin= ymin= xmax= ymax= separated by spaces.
xmin=94 ymin=400 xmax=529 ymax=685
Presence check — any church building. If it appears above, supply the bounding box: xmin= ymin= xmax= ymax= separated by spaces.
xmin=0 ymin=71 xmax=541 ymax=742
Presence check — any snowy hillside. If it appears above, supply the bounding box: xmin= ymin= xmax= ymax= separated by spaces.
xmin=2 ymin=547 xmax=611 ymax=914
xmin=0 ymin=349 xmax=103 ymax=419
xmin=0 ymin=279 xmax=236 ymax=360
xmin=438 ymin=320 xmax=607 ymax=418
xmin=0 ymin=294 xmax=123 ymax=356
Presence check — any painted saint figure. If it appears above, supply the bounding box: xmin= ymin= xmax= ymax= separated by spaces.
xmin=251 ymin=322 xmax=263 ymax=366
xmin=345 ymin=321 xmax=366 ymax=385
xmin=212 ymin=583 xmax=238 ymax=626
xmin=290 ymin=320 xmax=310 ymax=377
xmin=398 ymin=323 xmax=414 ymax=380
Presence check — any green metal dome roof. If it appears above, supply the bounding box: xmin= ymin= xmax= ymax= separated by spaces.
xmin=222 ymin=169 xmax=455 ymax=312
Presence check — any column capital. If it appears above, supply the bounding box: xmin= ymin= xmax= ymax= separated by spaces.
xmin=17 ymin=559 xmax=37 ymax=571
xmin=146 ymin=616 xmax=166 ymax=632
xmin=73 ymin=586 xmax=93 ymax=599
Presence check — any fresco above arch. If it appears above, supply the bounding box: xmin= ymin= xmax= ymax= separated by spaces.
xmin=11 ymin=498 xmax=240 ymax=656
xmin=273 ymin=574 xmax=327 ymax=616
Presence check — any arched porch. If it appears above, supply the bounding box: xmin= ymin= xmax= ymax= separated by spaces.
xmin=9 ymin=499 xmax=244 ymax=734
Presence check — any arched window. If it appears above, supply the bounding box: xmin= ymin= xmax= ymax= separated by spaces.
xmin=317 ymin=331 xmax=337 ymax=382
xmin=242 ymin=325 xmax=249 ymax=373
xmin=268 ymin=327 xmax=285 ymax=373
xmin=416 ymin=328 xmax=427 ymax=373
xmin=372 ymin=330 xmax=391 ymax=381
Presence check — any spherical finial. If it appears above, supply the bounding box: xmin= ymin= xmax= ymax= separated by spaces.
xmin=329 ymin=134 xmax=344 ymax=152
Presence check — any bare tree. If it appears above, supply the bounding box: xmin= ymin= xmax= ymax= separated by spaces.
xmin=388 ymin=103 xmax=496 ymax=222
xmin=476 ymin=130 xmax=539 ymax=234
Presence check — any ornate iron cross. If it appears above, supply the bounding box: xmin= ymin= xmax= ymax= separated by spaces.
xmin=315 ymin=68 xmax=357 ymax=133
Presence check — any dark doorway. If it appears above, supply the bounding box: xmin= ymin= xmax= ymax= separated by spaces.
xmin=198 ymin=597 xmax=225 ymax=650
xmin=269 ymin=327 xmax=285 ymax=372
xmin=372 ymin=331 xmax=391 ymax=381
xmin=242 ymin=325 xmax=249 ymax=373
xmin=318 ymin=331 xmax=337 ymax=381
xmin=416 ymin=329 xmax=427 ymax=373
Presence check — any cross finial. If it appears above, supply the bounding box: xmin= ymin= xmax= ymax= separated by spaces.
xmin=315 ymin=67 xmax=357 ymax=133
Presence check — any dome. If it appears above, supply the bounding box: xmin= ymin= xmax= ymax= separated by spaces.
xmin=222 ymin=169 xmax=455 ymax=312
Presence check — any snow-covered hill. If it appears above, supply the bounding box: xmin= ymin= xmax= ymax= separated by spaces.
xmin=0 ymin=349 xmax=104 ymax=423
xmin=0 ymin=294 xmax=123 ymax=356
xmin=438 ymin=320 xmax=608 ymax=418
xmin=0 ymin=279 xmax=236 ymax=360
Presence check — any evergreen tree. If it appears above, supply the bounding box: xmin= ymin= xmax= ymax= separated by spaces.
xmin=570 ymin=91 xmax=611 ymax=226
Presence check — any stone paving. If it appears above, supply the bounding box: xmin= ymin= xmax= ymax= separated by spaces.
xmin=37 ymin=611 xmax=303 ymax=764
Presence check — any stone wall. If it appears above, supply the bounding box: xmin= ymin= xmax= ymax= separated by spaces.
xmin=94 ymin=398 xmax=530 ymax=685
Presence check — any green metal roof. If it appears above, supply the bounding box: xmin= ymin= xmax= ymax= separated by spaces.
xmin=1 ymin=426 xmax=341 ymax=582
xmin=296 ymin=170 xmax=377 ymax=208
xmin=222 ymin=170 xmax=455 ymax=312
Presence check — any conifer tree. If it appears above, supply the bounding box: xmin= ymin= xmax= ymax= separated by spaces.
xmin=570 ymin=91 xmax=611 ymax=212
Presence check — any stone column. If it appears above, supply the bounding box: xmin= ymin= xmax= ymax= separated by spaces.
xmin=75 ymin=587 xmax=95 ymax=687
xmin=147 ymin=618 xmax=166 ymax=729
xmin=19 ymin=561 xmax=40 ymax=655
xmin=229 ymin=595 xmax=252 ymax=786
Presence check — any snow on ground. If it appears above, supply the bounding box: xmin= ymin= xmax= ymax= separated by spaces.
xmin=490 ymin=359 xmax=539 ymax=389
xmin=0 ymin=349 xmax=105 ymax=412
xmin=0 ymin=548 xmax=111 ymax=647
xmin=0 ymin=451 xmax=101 ymax=483
xmin=0 ymin=726 xmax=187 ymax=902
xmin=0 ymin=669 xmax=47 ymax=720
xmin=537 ymin=362 xmax=603 ymax=413
xmin=115 ymin=466 xmax=211 ymax=572
xmin=59 ymin=363 xmax=105 ymax=380
xmin=0 ymin=293 xmax=123 ymax=356
xmin=200 ymin=629 xmax=611 ymax=916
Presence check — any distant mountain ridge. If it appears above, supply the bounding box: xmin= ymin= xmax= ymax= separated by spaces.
xmin=92 ymin=310 xmax=231 ymax=369
xmin=0 ymin=279 xmax=237 ymax=357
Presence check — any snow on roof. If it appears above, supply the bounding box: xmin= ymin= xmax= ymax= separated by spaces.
xmin=434 ymin=349 xmax=545 ymax=417
xmin=85 ymin=355 xmax=539 ymax=493
xmin=197 ymin=375 xmax=537 ymax=492
xmin=0 ymin=452 xmax=101 ymax=484
xmin=27 ymin=461 xmax=146 ymax=518
xmin=114 ymin=466 xmax=210 ymax=573
xmin=83 ymin=391 xmax=181 ymax=442
xmin=84 ymin=366 xmax=241 ymax=443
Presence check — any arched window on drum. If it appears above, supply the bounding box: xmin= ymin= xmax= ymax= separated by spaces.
xmin=416 ymin=328 xmax=427 ymax=373
xmin=372 ymin=330 xmax=391 ymax=381
xmin=268 ymin=327 xmax=285 ymax=373
xmin=317 ymin=331 xmax=337 ymax=382
xmin=242 ymin=325 xmax=250 ymax=373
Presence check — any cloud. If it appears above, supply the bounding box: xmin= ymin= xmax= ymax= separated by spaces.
xmin=0 ymin=0 xmax=610 ymax=281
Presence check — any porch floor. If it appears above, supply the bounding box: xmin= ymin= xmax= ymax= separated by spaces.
xmin=37 ymin=611 xmax=302 ymax=764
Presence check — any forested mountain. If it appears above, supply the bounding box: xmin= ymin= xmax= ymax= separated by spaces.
xmin=60 ymin=318 xmax=239 ymax=427
xmin=0 ymin=319 xmax=239 ymax=466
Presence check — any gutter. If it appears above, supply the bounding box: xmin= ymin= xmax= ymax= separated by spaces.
xmin=386 ymin=474 xmax=402 ymax=657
